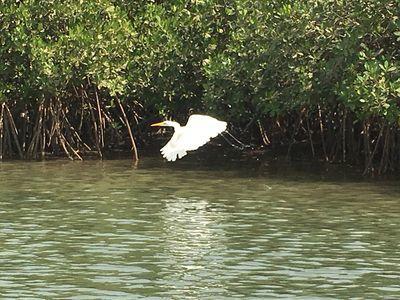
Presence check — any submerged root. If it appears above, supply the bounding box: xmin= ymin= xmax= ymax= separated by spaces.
xmin=0 ymin=103 xmax=4 ymax=160
xmin=4 ymin=104 xmax=23 ymax=159
xmin=3 ymin=96 xmax=400 ymax=175
xmin=0 ymin=94 xmax=140 ymax=161
xmin=117 ymin=98 xmax=139 ymax=161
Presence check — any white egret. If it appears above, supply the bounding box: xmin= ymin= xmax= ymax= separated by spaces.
xmin=151 ymin=114 xmax=227 ymax=161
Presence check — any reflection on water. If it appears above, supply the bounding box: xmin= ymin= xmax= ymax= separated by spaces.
xmin=0 ymin=158 xmax=400 ymax=298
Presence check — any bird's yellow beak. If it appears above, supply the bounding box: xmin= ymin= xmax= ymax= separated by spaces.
xmin=151 ymin=121 xmax=165 ymax=127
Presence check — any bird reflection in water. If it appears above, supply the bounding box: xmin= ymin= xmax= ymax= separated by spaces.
xmin=159 ymin=196 xmax=227 ymax=292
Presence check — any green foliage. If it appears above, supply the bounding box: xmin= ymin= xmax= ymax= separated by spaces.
xmin=202 ymin=0 xmax=399 ymax=123
xmin=0 ymin=0 xmax=135 ymax=101
xmin=340 ymin=52 xmax=400 ymax=122
xmin=0 ymin=0 xmax=399 ymax=124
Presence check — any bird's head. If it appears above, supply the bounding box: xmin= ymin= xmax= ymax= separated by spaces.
xmin=151 ymin=120 xmax=180 ymax=128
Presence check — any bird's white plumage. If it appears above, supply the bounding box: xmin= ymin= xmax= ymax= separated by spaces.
xmin=158 ymin=115 xmax=227 ymax=161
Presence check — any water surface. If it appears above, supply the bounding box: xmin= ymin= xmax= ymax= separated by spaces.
xmin=0 ymin=158 xmax=399 ymax=298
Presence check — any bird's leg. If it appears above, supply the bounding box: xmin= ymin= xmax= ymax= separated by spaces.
xmin=221 ymin=131 xmax=251 ymax=150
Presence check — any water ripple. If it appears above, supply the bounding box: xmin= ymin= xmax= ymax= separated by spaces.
xmin=0 ymin=159 xmax=399 ymax=298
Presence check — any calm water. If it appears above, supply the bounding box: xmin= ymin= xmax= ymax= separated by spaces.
xmin=0 ymin=158 xmax=399 ymax=299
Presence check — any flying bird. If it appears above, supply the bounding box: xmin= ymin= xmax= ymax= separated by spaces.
xmin=151 ymin=114 xmax=227 ymax=161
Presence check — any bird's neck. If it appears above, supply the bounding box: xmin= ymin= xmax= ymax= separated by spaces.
xmin=170 ymin=121 xmax=181 ymax=130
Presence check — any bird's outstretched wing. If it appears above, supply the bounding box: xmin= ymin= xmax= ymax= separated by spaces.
xmin=161 ymin=115 xmax=227 ymax=161
xmin=160 ymin=131 xmax=188 ymax=161
xmin=182 ymin=115 xmax=227 ymax=151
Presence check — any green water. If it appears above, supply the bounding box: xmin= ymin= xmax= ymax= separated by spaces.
xmin=0 ymin=158 xmax=399 ymax=299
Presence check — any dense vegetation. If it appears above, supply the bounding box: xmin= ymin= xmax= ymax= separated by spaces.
xmin=0 ymin=0 xmax=399 ymax=174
